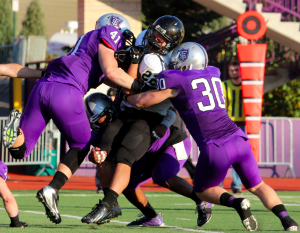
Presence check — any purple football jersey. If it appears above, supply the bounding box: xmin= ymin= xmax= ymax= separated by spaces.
xmin=157 ymin=66 xmax=245 ymax=147
xmin=46 ymin=25 xmax=125 ymax=94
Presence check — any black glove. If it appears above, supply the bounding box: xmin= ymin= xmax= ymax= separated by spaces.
xmin=130 ymin=46 xmax=144 ymax=64
xmin=116 ymin=87 xmax=127 ymax=101
xmin=122 ymin=29 xmax=136 ymax=47
xmin=114 ymin=49 xmax=130 ymax=64
xmin=138 ymin=81 xmax=156 ymax=93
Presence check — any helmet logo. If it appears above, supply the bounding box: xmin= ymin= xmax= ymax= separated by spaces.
xmin=155 ymin=25 xmax=166 ymax=35
xmin=177 ymin=48 xmax=189 ymax=62
xmin=110 ymin=16 xmax=123 ymax=28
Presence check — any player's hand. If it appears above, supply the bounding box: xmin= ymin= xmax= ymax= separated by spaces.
xmin=138 ymin=81 xmax=156 ymax=93
xmin=114 ymin=49 xmax=131 ymax=65
xmin=88 ymin=147 xmax=107 ymax=164
xmin=130 ymin=46 xmax=144 ymax=64
xmin=151 ymin=124 xmax=168 ymax=139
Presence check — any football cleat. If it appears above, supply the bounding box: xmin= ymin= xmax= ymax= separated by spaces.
xmin=81 ymin=200 xmax=113 ymax=225
xmin=239 ymin=199 xmax=258 ymax=231
xmin=127 ymin=213 xmax=165 ymax=227
xmin=10 ymin=221 xmax=28 ymax=228
xmin=36 ymin=186 xmax=61 ymax=224
xmin=2 ymin=110 xmax=21 ymax=148
xmin=282 ymin=217 xmax=300 ymax=231
xmin=98 ymin=202 xmax=122 ymax=224
xmin=196 ymin=201 xmax=213 ymax=227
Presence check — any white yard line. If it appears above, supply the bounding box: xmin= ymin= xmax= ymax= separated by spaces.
xmin=12 ymin=193 xmax=300 ymax=198
xmin=0 ymin=208 xmax=223 ymax=233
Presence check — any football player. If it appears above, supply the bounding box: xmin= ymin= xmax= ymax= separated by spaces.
xmin=82 ymin=16 xmax=211 ymax=226
xmin=0 ymin=161 xmax=28 ymax=227
xmin=82 ymin=92 xmax=210 ymax=227
xmin=127 ymin=42 xmax=300 ymax=231
xmin=1 ymin=13 xmax=147 ymax=224
xmin=80 ymin=15 xmax=190 ymax=225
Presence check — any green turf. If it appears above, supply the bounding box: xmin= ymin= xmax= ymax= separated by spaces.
xmin=0 ymin=190 xmax=299 ymax=232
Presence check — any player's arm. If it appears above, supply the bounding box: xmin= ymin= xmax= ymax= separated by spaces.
xmin=99 ymin=43 xmax=144 ymax=91
xmin=0 ymin=63 xmax=42 ymax=79
xmin=127 ymin=88 xmax=178 ymax=108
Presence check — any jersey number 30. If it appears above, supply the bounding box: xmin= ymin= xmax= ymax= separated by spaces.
xmin=191 ymin=77 xmax=225 ymax=112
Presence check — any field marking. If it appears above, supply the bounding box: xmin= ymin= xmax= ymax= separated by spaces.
xmin=12 ymin=193 xmax=300 ymax=199
xmin=0 ymin=208 xmax=223 ymax=233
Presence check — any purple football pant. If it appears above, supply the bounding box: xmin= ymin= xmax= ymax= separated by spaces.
xmin=20 ymin=79 xmax=91 ymax=158
xmin=0 ymin=161 xmax=8 ymax=181
xmin=127 ymin=137 xmax=191 ymax=189
xmin=194 ymin=135 xmax=262 ymax=192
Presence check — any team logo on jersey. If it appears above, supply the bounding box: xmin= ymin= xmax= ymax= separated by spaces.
xmin=178 ymin=49 xmax=189 ymax=62
xmin=110 ymin=16 xmax=123 ymax=28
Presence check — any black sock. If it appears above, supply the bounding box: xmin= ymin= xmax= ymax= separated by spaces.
xmin=139 ymin=202 xmax=157 ymax=218
xmin=102 ymin=189 xmax=119 ymax=206
xmin=49 ymin=171 xmax=68 ymax=191
xmin=10 ymin=214 xmax=20 ymax=227
xmin=272 ymin=204 xmax=290 ymax=221
xmin=188 ymin=189 xmax=202 ymax=204
xmin=103 ymin=188 xmax=109 ymax=197
xmin=220 ymin=192 xmax=236 ymax=207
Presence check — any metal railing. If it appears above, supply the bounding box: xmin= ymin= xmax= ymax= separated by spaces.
xmin=259 ymin=117 xmax=295 ymax=177
xmin=189 ymin=117 xmax=295 ymax=177
xmin=0 ymin=118 xmax=61 ymax=176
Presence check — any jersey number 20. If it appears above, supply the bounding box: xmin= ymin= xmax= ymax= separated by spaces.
xmin=191 ymin=77 xmax=225 ymax=112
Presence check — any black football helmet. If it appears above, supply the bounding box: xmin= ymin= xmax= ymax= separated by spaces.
xmin=85 ymin=93 xmax=117 ymax=132
xmin=143 ymin=15 xmax=185 ymax=55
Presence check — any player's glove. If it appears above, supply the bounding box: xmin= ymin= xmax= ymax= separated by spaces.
xmin=114 ymin=49 xmax=130 ymax=64
xmin=116 ymin=87 xmax=127 ymax=101
xmin=138 ymin=81 xmax=156 ymax=93
xmin=122 ymin=29 xmax=136 ymax=47
xmin=129 ymin=46 xmax=144 ymax=64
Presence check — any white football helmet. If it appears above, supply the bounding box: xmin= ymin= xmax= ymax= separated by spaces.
xmin=95 ymin=13 xmax=131 ymax=33
xmin=169 ymin=42 xmax=208 ymax=71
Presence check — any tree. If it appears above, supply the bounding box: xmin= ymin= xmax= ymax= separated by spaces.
xmin=262 ymin=78 xmax=300 ymax=117
xmin=142 ymin=0 xmax=226 ymax=42
xmin=20 ymin=0 xmax=45 ymax=37
xmin=0 ymin=0 xmax=13 ymax=45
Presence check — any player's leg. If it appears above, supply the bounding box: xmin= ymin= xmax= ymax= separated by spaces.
xmin=123 ymin=152 xmax=164 ymax=227
xmin=234 ymin=139 xmax=300 ymax=231
xmin=194 ymin=137 xmax=258 ymax=231
xmin=151 ymin=138 xmax=212 ymax=227
xmin=3 ymin=79 xmax=51 ymax=160
xmin=95 ymin=119 xmax=124 ymax=195
xmin=82 ymin=119 xmax=151 ymax=224
xmin=36 ymin=83 xmax=91 ymax=224
xmin=0 ymin=162 xmax=27 ymax=227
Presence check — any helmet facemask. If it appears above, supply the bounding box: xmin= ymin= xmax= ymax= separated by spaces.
xmin=142 ymin=25 xmax=172 ymax=55
xmin=89 ymin=107 xmax=114 ymax=133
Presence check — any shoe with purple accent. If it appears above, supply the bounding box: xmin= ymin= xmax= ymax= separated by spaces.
xmin=196 ymin=201 xmax=213 ymax=227
xmin=127 ymin=213 xmax=165 ymax=227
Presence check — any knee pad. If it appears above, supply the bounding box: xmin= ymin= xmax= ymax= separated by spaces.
xmin=8 ymin=142 xmax=26 ymax=160
xmin=61 ymin=148 xmax=88 ymax=174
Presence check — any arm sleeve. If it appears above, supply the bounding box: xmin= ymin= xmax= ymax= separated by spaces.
xmin=98 ymin=25 xmax=124 ymax=51
xmin=157 ymin=70 xmax=179 ymax=91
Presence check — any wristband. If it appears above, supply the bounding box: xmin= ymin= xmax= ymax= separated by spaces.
xmin=161 ymin=107 xmax=177 ymax=128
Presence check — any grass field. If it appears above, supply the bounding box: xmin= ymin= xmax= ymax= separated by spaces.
xmin=0 ymin=190 xmax=299 ymax=232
